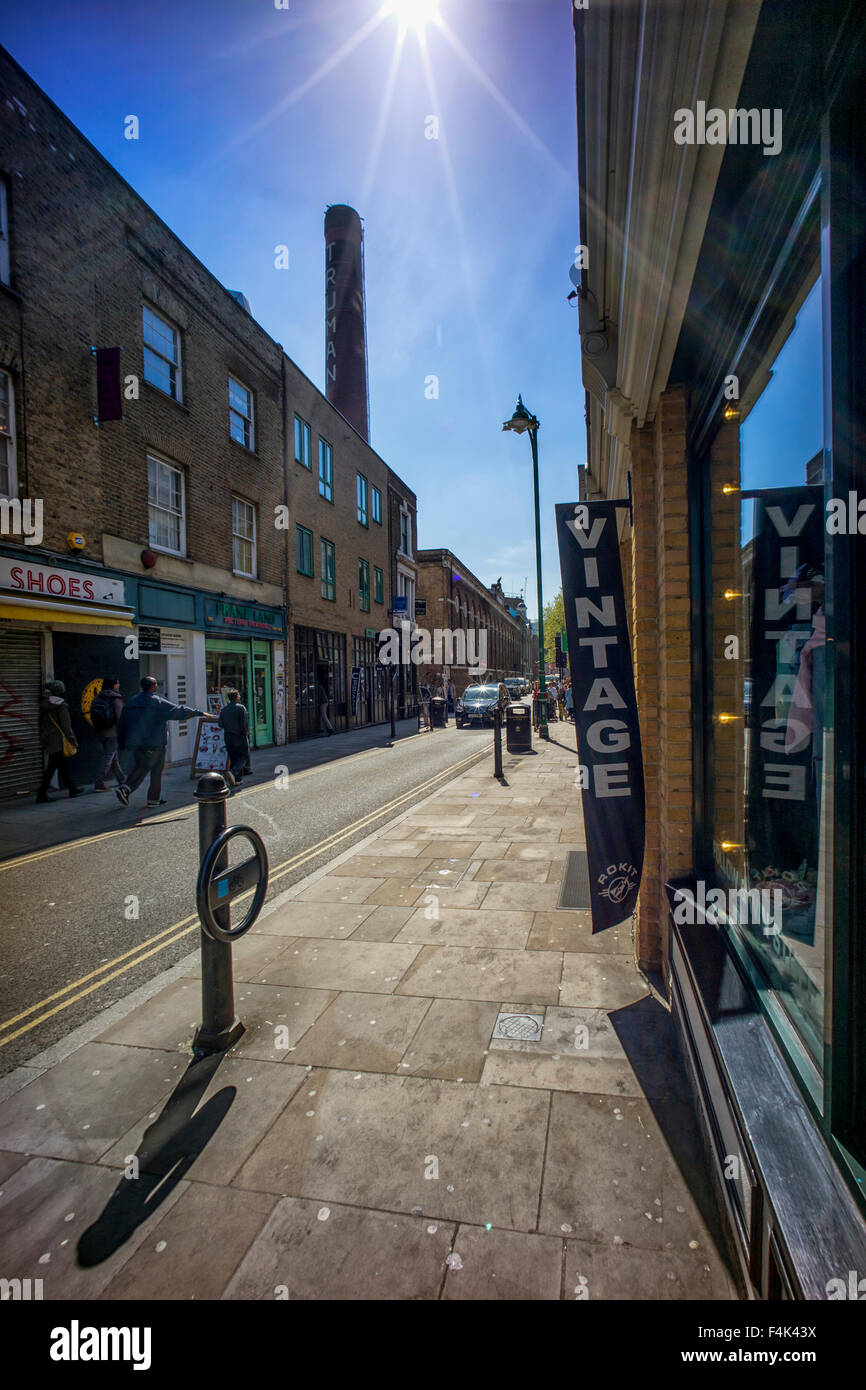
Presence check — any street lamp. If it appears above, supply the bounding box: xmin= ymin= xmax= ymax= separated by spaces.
xmin=502 ymin=395 xmax=548 ymax=740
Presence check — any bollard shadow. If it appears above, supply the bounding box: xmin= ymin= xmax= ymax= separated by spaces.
xmin=76 ymin=1051 xmax=235 ymax=1268
xmin=607 ymin=992 xmax=736 ymax=1273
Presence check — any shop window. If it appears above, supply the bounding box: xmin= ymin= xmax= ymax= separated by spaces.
xmin=706 ymin=272 xmax=827 ymax=1068
xmin=359 ymin=558 xmax=370 ymax=612
xmin=321 ymin=538 xmax=335 ymax=601
xmin=147 ymin=454 xmax=185 ymax=555
xmin=229 ymin=377 xmax=254 ymax=450
xmin=294 ymin=414 xmax=311 ymax=468
xmin=319 ymin=438 xmax=333 ymax=501
xmin=232 ymin=496 xmax=256 ymax=576
xmin=142 ymin=304 xmax=181 ymax=401
xmin=296 ymin=524 xmax=314 ymax=577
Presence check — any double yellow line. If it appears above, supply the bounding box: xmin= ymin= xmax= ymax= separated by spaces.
xmin=0 ymin=743 xmax=490 ymax=1049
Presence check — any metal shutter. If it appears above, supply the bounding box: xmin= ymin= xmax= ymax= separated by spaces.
xmin=0 ymin=626 xmax=43 ymax=797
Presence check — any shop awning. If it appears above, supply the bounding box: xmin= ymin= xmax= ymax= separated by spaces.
xmin=0 ymin=594 xmax=134 ymax=626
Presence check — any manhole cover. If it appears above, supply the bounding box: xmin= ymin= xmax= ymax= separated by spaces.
xmin=492 ymin=1012 xmax=543 ymax=1041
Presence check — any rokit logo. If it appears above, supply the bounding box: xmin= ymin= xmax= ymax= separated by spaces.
xmin=49 ymin=1321 xmax=152 ymax=1371
xmin=597 ymin=862 xmax=638 ymax=906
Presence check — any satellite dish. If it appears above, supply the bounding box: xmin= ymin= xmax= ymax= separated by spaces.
xmin=569 ymin=262 xmax=581 ymax=291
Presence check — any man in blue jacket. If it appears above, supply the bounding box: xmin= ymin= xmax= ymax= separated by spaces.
xmin=116 ymin=676 xmax=212 ymax=807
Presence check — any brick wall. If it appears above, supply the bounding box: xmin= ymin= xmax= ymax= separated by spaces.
xmin=629 ymin=384 xmax=695 ymax=974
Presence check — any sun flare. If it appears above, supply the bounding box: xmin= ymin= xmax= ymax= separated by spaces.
xmin=383 ymin=0 xmax=442 ymax=36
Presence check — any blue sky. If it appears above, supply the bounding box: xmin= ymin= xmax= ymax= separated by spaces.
xmin=2 ymin=0 xmax=581 ymax=620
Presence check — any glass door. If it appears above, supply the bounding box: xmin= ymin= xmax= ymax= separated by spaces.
xmin=251 ymin=643 xmax=273 ymax=746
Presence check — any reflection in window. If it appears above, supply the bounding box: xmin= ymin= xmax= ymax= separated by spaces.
xmin=709 ymin=273 xmax=828 ymax=1067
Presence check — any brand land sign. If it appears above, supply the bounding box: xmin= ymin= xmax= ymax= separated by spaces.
xmin=556 ymin=501 xmax=645 ymax=931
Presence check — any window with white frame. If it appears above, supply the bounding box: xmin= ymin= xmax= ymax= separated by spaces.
xmin=229 ymin=377 xmax=254 ymax=449
xmin=0 ymin=177 xmax=9 ymax=286
xmin=147 ymin=454 xmax=185 ymax=554
xmin=0 ymin=371 xmax=16 ymax=499
xmin=400 ymin=508 xmax=412 ymax=557
xmin=398 ymin=569 xmax=415 ymax=620
xmin=232 ymin=496 xmax=256 ymax=576
xmin=143 ymin=303 xmax=181 ymax=400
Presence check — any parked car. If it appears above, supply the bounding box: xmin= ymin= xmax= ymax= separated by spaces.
xmin=456 ymin=682 xmax=509 ymax=727
xmin=503 ymin=677 xmax=524 ymax=701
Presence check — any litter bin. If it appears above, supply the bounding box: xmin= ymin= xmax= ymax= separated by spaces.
xmin=430 ymin=696 xmax=448 ymax=728
xmin=505 ymin=702 xmax=532 ymax=752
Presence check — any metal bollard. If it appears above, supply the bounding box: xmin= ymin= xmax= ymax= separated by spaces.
xmin=193 ymin=772 xmax=244 ymax=1053
xmin=493 ymin=705 xmax=504 ymax=779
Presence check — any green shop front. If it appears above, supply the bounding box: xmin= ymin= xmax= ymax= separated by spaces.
xmin=203 ymin=598 xmax=285 ymax=749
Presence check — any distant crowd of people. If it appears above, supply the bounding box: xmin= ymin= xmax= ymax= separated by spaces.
xmin=35 ymin=675 xmax=254 ymax=809
xmin=531 ymin=676 xmax=574 ymax=728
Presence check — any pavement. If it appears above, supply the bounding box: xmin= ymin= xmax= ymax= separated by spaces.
xmin=0 ymin=731 xmax=739 ymax=1301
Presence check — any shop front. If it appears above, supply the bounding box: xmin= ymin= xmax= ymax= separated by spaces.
xmin=0 ymin=553 xmax=135 ymax=796
xmin=351 ymin=632 xmax=387 ymax=728
xmin=294 ymin=625 xmax=347 ymax=739
xmin=203 ymin=598 xmax=284 ymax=748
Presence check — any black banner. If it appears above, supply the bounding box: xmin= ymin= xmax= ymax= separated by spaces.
xmin=95 ymin=346 xmax=123 ymax=421
xmin=350 ymin=665 xmax=361 ymax=717
xmin=556 ymin=501 xmax=645 ymax=931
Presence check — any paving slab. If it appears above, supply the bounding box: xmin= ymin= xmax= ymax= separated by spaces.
xmin=0 ymin=1155 xmax=188 ymax=1298
xmin=229 ymin=931 xmax=300 ymax=978
xmin=473 ymin=859 xmax=551 ymax=883
xmin=363 ymin=879 xmax=427 ymax=907
xmin=258 ymin=901 xmax=375 ymax=939
xmin=528 ymin=911 xmax=632 ymax=956
xmin=348 ymin=905 xmax=416 ymax=942
xmin=560 ymin=953 xmax=649 ymax=1008
xmin=252 ymin=938 xmax=422 ymax=993
xmin=223 ymin=1196 xmax=457 ymax=1300
xmin=396 ymin=945 xmax=562 ymax=1003
xmin=99 ymin=1184 xmax=278 ymax=1300
xmin=99 ymin=1055 xmax=306 ymax=1186
xmin=481 ymin=882 xmax=561 ymax=911
xmin=539 ymin=1092 xmax=722 ymax=1256
xmin=288 ymin=991 xmax=431 ymax=1071
xmin=232 ymin=1069 xmax=550 ymax=1232
xmin=396 ymin=907 xmax=532 ymax=950
xmin=0 ymin=1148 xmax=29 ymax=1181
xmin=351 ymin=839 xmax=432 ymax=857
xmin=398 ymin=999 xmax=500 ymax=1082
xmin=442 ymin=1224 xmax=563 ymax=1300
xmin=564 ymin=1237 xmax=736 ymax=1300
xmin=329 ymin=855 xmax=434 ymax=878
xmin=293 ymin=876 xmax=381 ymax=904
xmin=0 ymin=1041 xmax=185 ymax=1161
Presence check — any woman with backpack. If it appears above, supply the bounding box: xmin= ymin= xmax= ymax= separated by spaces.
xmin=90 ymin=676 xmax=125 ymax=791
xmin=36 ymin=679 xmax=82 ymax=802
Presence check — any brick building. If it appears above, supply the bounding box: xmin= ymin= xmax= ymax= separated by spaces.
xmin=574 ymin=0 xmax=866 ymax=1296
xmin=415 ymin=549 xmax=524 ymax=694
xmin=0 ymin=46 xmax=417 ymax=797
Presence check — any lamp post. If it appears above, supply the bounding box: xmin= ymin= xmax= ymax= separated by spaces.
xmin=502 ymin=396 xmax=548 ymax=739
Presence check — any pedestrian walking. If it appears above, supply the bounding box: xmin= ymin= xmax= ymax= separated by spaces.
xmin=531 ymin=679 xmax=540 ymax=730
xmin=447 ymin=678 xmax=456 ymax=717
xmin=115 ymin=676 xmax=212 ymax=807
xmin=218 ymin=688 xmax=250 ymax=787
xmin=36 ymin=680 xmax=82 ymax=802
xmin=318 ymin=678 xmax=335 ymax=736
xmin=90 ymin=676 xmax=124 ymax=791
xmin=565 ymin=682 xmax=574 ymax=721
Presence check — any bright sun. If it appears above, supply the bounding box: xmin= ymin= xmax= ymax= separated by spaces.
xmin=384 ymin=0 xmax=442 ymax=35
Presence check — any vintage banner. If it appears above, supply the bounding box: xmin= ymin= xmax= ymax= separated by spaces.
xmin=556 ymin=501 xmax=645 ymax=931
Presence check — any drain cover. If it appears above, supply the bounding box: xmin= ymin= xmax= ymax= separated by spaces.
xmin=558 ymin=850 xmax=591 ymax=910
xmin=492 ymin=1011 xmax=543 ymax=1041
